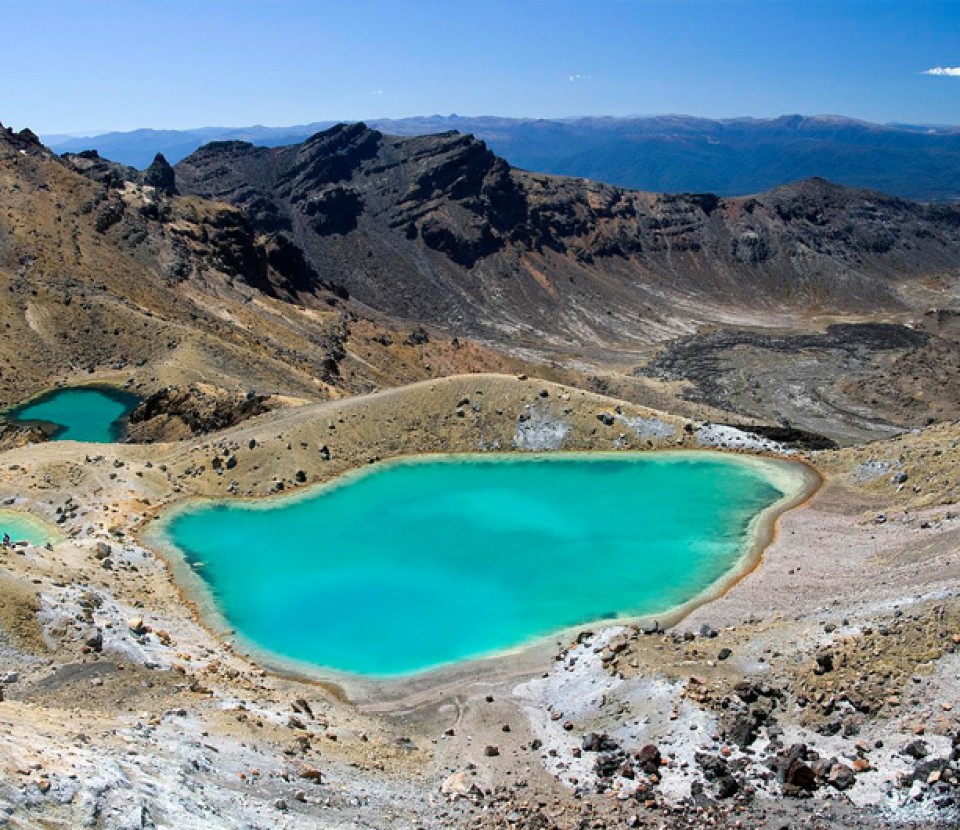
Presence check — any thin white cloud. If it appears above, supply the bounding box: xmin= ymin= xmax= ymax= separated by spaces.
xmin=568 ymin=73 xmax=591 ymax=83
xmin=370 ymin=89 xmax=384 ymax=96
xmin=923 ymin=66 xmax=960 ymax=77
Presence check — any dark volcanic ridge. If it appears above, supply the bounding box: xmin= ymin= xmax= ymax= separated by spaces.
xmin=172 ymin=123 xmax=960 ymax=350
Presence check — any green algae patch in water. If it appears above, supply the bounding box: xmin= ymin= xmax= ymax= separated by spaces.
xmin=157 ymin=454 xmax=810 ymax=678
xmin=0 ymin=510 xmax=59 ymax=546
xmin=6 ymin=386 xmax=139 ymax=443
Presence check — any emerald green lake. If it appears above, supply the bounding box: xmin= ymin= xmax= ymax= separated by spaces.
xmin=5 ymin=387 xmax=139 ymax=443
xmin=0 ymin=510 xmax=58 ymax=546
xmin=159 ymin=454 xmax=806 ymax=677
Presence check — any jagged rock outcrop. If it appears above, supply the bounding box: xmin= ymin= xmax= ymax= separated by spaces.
xmin=0 ymin=123 xmax=49 ymax=158
xmin=127 ymin=384 xmax=274 ymax=441
xmin=62 ymin=149 xmax=140 ymax=189
xmin=58 ymin=143 xmax=341 ymax=302
xmin=64 ymin=149 xmax=176 ymax=195
xmin=0 ymin=421 xmax=48 ymax=451
xmin=143 ymin=152 xmax=177 ymax=195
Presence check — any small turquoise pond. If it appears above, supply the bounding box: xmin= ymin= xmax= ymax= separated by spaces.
xmin=0 ymin=510 xmax=58 ymax=546
xmin=158 ymin=454 xmax=808 ymax=677
xmin=5 ymin=387 xmax=139 ymax=442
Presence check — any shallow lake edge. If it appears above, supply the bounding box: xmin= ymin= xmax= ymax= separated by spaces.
xmin=141 ymin=450 xmax=822 ymax=703
xmin=0 ymin=508 xmax=63 ymax=546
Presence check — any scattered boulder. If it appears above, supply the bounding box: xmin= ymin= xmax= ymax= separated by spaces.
xmin=582 ymin=733 xmax=619 ymax=753
xmin=814 ymin=650 xmax=834 ymax=675
xmin=732 ymin=681 xmax=759 ymax=703
xmin=636 ymin=744 xmax=661 ymax=775
xmin=775 ymin=744 xmax=817 ymax=797
xmin=83 ymin=628 xmax=103 ymax=653
xmin=728 ymin=714 xmax=761 ymax=749
xmin=594 ymin=752 xmax=622 ymax=778
xmin=695 ymin=752 xmax=730 ymax=782
xmin=716 ymin=775 xmax=740 ymax=799
xmin=405 ymin=326 xmax=430 ymax=346
xmin=902 ymin=739 xmax=929 ymax=760
xmin=827 ymin=762 xmax=856 ymax=791
xmin=299 ymin=765 xmax=323 ymax=782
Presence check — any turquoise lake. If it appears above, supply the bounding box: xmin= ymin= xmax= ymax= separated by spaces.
xmin=5 ymin=387 xmax=139 ymax=443
xmin=0 ymin=510 xmax=58 ymax=546
xmin=160 ymin=454 xmax=804 ymax=677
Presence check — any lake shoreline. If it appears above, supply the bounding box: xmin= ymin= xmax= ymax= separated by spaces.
xmin=0 ymin=508 xmax=62 ymax=547
xmin=143 ymin=449 xmax=821 ymax=703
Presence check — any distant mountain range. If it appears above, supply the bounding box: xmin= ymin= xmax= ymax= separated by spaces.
xmin=44 ymin=114 xmax=960 ymax=201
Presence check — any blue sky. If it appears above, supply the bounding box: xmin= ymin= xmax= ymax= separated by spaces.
xmin=3 ymin=0 xmax=960 ymax=133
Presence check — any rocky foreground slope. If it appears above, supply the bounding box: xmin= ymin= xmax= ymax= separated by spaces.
xmin=0 ymin=375 xmax=957 ymax=829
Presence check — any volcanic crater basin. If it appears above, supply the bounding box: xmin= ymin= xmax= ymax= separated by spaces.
xmin=4 ymin=386 xmax=140 ymax=443
xmin=150 ymin=452 xmax=816 ymax=680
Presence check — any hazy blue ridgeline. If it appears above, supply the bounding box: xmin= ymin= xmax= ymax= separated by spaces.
xmin=5 ymin=387 xmax=139 ymax=443
xmin=45 ymin=116 xmax=960 ymax=202
xmin=166 ymin=455 xmax=785 ymax=676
